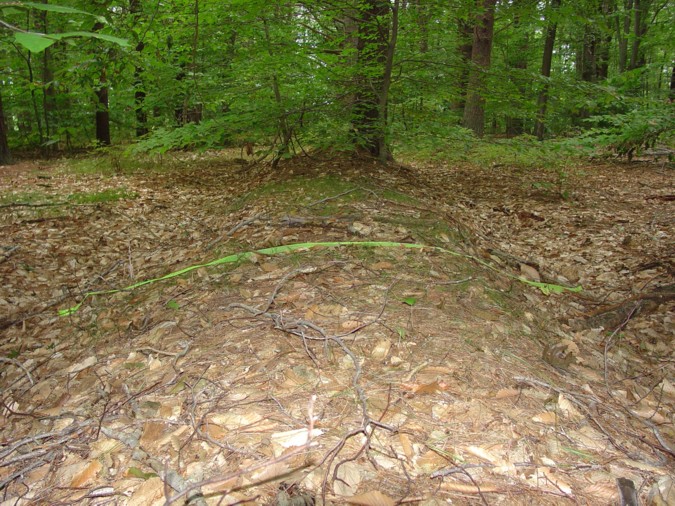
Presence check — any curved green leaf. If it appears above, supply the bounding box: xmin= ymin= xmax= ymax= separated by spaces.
xmin=15 ymin=32 xmax=56 ymax=52
xmin=16 ymin=2 xmax=107 ymax=23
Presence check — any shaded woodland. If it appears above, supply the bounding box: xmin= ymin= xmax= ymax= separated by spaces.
xmin=0 ymin=0 xmax=673 ymax=165
xmin=1 ymin=2 xmax=675 ymax=505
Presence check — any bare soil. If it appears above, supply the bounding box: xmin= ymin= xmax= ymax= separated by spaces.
xmin=0 ymin=153 xmax=673 ymax=505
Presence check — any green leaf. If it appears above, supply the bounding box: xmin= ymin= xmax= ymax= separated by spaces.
xmin=50 ymin=31 xmax=130 ymax=47
xmin=126 ymin=467 xmax=157 ymax=480
xmin=518 ymin=278 xmax=583 ymax=295
xmin=14 ymin=30 xmax=129 ymax=53
xmin=20 ymin=2 xmax=107 ymax=23
xmin=402 ymin=297 xmax=417 ymax=306
xmin=166 ymin=299 xmax=180 ymax=310
xmin=15 ymin=32 xmax=56 ymax=53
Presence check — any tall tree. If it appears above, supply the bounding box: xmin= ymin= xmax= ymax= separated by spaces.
xmin=534 ymin=0 xmax=561 ymax=140
xmin=453 ymin=16 xmax=474 ymax=113
xmin=629 ymin=0 xmax=651 ymax=70
xmin=130 ymin=0 xmax=147 ymax=137
xmin=350 ymin=0 xmax=392 ymax=158
xmin=505 ymin=0 xmax=530 ymax=137
xmin=462 ymin=0 xmax=497 ymax=137
xmin=95 ymin=67 xmax=111 ymax=146
xmin=616 ymin=0 xmax=633 ymax=73
xmin=0 ymin=90 xmax=12 ymax=165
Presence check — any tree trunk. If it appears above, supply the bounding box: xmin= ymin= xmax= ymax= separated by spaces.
xmin=505 ymin=0 xmax=528 ymax=137
xmin=534 ymin=0 xmax=561 ymax=141
xmin=39 ymin=3 xmax=56 ymax=149
xmin=629 ymin=0 xmax=650 ymax=70
xmin=95 ymin=68 xmax=111 ymax=146
xmin=350 ymin=0 xmax=390 ymax=158
xmin=130 ymin=0 xmax=148 ymax=137
xmin=462 ymin=0 xmax=497 ymax=138
xmin=413 ymin=0 xmax=430 ymax=54
xmin=377 ymin=0 xmax=399 ymax=162
xmin=596 ymin=0 xmax=614 ymax=80
xmin=578 ymin=24 xmax=597 ymax=83
xmin=453 ymin=17 xmax=474 ymax=113
xmin=262 ymin=17 xmax=293 ymax=164
xmin=617 ymin=0 xmax=632 ymax=73
xmin=0 ymin=90 xmax=12 ymax=165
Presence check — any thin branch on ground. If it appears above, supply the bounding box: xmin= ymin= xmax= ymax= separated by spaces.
xmin=0 ymin=357 xmax=34 ymax=385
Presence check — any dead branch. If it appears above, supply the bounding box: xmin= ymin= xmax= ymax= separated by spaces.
xmin=0 ymin=357 xmax=34 ymax=385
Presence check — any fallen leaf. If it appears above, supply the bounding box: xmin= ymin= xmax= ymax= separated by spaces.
xmin=128 ymin=476 xmax=164 ymax=506
xmin=270 ymin=428 xmax=323 ymax=449
xmin=334 ymin=461 xmax=362 ymax=496
xmin=467 ymin=446 xmax=499 ymax=464
xmin=370 ymin=261 xmax=393 ymax=270
xmin=347 ymin=490 xmax=395 ymax=506
xmin=495 ymin=388 xmax=519 ymax=399
xmin=67 ymin=355 xmax=96 ymax=373
xmin=70 ymin=460 xmax=102 ymax=487
xmin=532 ymin=411 xmax=558 ymax=425
xmin=520 ymin=263 xmax=541 ymax=282
xmin=342 ymin=319 xmax=364 ymax=331
xmin=371 ymin=339 xmax=391 ymax=359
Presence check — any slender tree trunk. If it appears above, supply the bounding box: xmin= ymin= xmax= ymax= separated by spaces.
xmin=578 ymin=24 xmax=597 ymax=83
xmin=0 ymin=90 xmax=12 ymax=165
xmin=453 ymin=18 xmax=474 ymax=113
xmin=534 ymin=0 xmax=561 ymax=141
xmin=95 ymin=68 xmax=111 ymax=145
xmin=25 ymin=52 xmax=45 ymax=145
xmin=670 ymin=64 xmax=675 ymax=102
xmin=596 ymin=0 xmax=613 ymax=80
xmin=629 ymin=0 xmax=650 ymax=70
xmin=130 ymin=0 xmax=148 ymax=137
xmin=617 ymin=0 xmax=632 ymax=73
xmin=39 ymin=3 xmax=56 ymax=149
xmin=413 ymin=0 xmax=430 ymax=54
xmin=505 ymin=0 xmax=528 ymax=137
xmin=377 ymin=0 xmax=399 ymax=162
xmin=350 ymin=0 xmax=389 ymax=158
xmin=262 ymin=17 xmax=292 ymax=164
xmin=462 ymin=0 xmax=497 ymax=137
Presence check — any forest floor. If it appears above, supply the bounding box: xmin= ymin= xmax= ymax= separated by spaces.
xmin=0 ymin=151 xmax=673 ymax=505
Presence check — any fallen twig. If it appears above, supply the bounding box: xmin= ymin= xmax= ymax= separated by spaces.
xmin=0 ymin=357 xmax=34 ymax=385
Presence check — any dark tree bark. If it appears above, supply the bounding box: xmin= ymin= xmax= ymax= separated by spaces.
xmin=462 ymin=0 xmax=497 ymax=137
xmin=670 ymin=64 xmax=675 ymax=102
xmin=629 ymin=0 xmax=651 ymax=71
xmin=617 ymin=0 xmax=632 ymax=73
xmin=350 ymin=0 xmax=390 ymax=158
xmin=412 ymin=0 xmax=430 ymax=54
xmin=0 ymin=90 xmax=12 ymax=165
xmin=578 ymin=24 xmax=597 ymax=83
xmin=453 ymin=17 xmax=474 ymax=113
xmin=95 ymin=68 xmax=111 ymax=146
xmin=596 ymin=0 xmax=614 ymax=80
xmin=534 ymin=0 xmax=561 ymax=141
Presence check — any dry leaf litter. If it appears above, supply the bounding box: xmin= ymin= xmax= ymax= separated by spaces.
xmin=0 ymin=153 xmax=673 ymax=505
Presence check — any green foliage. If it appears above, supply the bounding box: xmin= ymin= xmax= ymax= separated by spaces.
xmin=1 ymin=0 xmax=673 ymax=159
xmin=127 ymin=121 xmax=226 ymax=155
xmin=579 ymin=105 xmax=675 ymax=159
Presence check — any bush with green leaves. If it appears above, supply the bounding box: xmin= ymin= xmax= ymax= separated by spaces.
xmin=580 ymin=105 xmax=675 ymax=160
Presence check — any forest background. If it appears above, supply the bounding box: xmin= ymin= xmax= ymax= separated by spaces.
xmin=0 ymin=0 xmax=673 ymax=167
